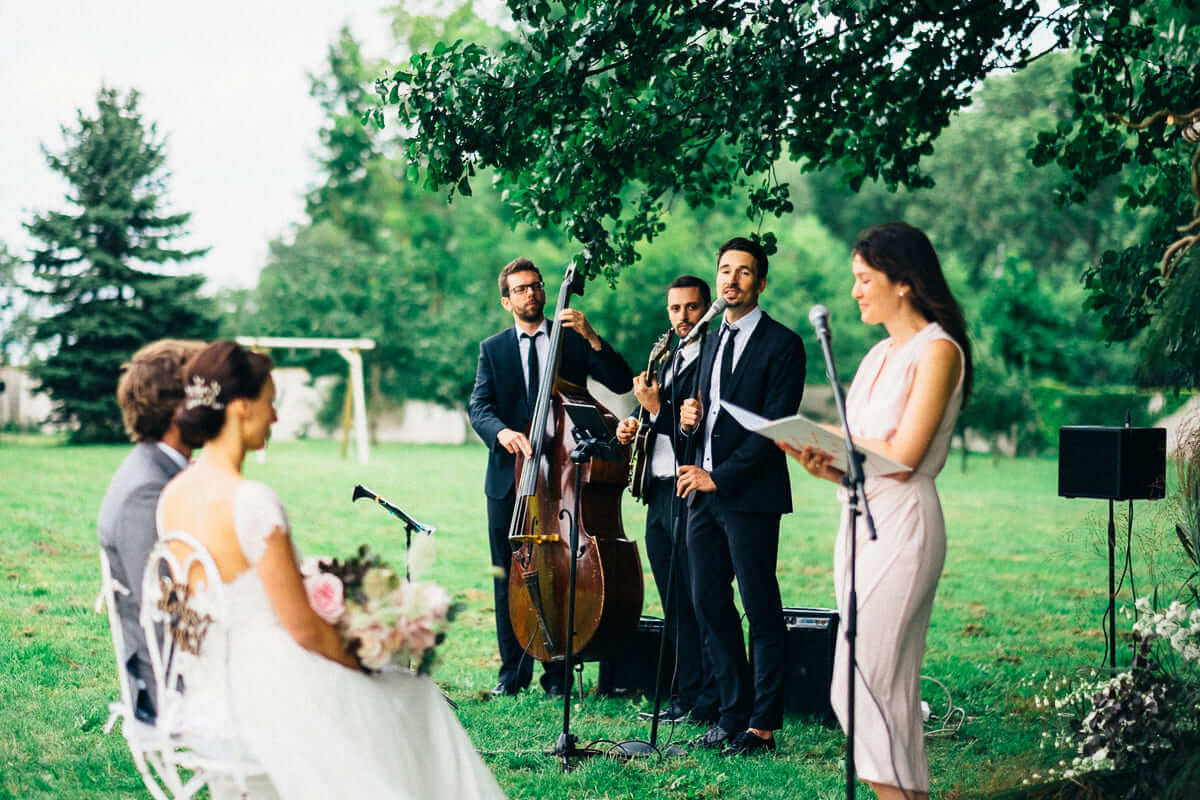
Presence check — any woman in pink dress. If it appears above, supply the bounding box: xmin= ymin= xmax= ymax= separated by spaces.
xmin=783 ymin=222 xmax=972 ymax=800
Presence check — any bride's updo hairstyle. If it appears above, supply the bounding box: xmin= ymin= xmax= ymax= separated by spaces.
xmin=853 ymin=222 xmax=974 ymax=405
xmin=175 ymin=340 xmax=274 ymax=448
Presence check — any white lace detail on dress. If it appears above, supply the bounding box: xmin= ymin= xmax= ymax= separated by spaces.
xmin=233 ymin=480 xmax=289 ymax=563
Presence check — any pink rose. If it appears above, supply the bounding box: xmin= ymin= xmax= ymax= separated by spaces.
xmin=356 ymin=623 xmax=392 ymax=670
xmin=403 ymin=616 xmax=437 ymax=654
xmin=420 ymin=583 xmax=451 ymax=622
xmin=304 ymin=572 xmax=345 ymax=624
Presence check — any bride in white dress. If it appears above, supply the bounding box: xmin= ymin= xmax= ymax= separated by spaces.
xmin=158 ymin=340 xmax=506 ymax=800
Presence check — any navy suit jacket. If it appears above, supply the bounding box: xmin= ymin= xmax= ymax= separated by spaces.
xmin=469 ymin=326 xmax=633 ymax=499
xmin=693 ymin=311 xmax=806 ymax=514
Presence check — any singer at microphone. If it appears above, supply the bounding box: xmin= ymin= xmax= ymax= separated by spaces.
xmin=781 ymin=222 xmax=974 ymax=795
xmin=673 ymin=237 xmax=806 ymax=754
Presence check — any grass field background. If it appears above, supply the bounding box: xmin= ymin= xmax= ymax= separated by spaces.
xmin=0 ymin=435 xmax=1188 ymax=799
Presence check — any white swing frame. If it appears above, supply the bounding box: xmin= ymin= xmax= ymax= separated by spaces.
xmin=236 ymin=336 xmax=375 ymax=465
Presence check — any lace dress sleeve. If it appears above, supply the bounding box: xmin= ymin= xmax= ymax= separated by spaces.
xmin=233 ymin=480 xmax=290 ymax=564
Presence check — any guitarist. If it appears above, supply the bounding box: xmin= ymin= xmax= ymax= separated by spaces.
xmin=615 ymin=275 xmax=719 ymax=725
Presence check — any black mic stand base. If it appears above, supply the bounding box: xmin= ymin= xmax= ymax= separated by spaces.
xmin=606 ymin=740 xmax=657 ymax=758
xmin=544 ymin=732 xmax=604 ymax=771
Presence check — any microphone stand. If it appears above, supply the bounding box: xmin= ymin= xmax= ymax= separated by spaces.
xmin=350 ymin=485 xmax=455 ymax=707
xmin=351 ymin=484 xmax=436 ymax=581
xmin=639 ymin=340 xmax=698 ymax=756
xmin=812 ymin=317 xmax=876 ymax=800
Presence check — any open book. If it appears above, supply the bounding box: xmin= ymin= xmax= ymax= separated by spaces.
xmin=720 ymin=400 xmax=911 ymax=476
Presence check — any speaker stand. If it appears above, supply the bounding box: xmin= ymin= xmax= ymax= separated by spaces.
xmin=1106 ymin=499 xmax=1117 ymax=671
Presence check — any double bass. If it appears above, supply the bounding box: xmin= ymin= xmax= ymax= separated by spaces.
xmin=507 ymin=265 xmax=643 ymax=664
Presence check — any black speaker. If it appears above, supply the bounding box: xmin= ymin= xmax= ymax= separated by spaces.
xmin=596 ymin=616 xmax=673 ymax=698
xmin=779 ymin=607 xmax=839 ymax=716
xmin=1058 ymin=426 xmax=1167 ymax=501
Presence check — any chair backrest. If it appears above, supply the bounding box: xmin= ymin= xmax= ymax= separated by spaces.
xmin=140 ymin=532 xmax=228 ymax=736
xmin=97 ymin=549 xmax=137 ymax=712
xmin=139 ymin=532 xmax=266 ymax=795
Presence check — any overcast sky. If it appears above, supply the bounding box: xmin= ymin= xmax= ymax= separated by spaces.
xmin=0 ymin=1 xmax=401 ymax=290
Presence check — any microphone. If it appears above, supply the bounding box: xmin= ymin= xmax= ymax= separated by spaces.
xmin=680 ymin=297 xmax=729 ymax=347
xmin=808 ymin=304 xmax=830 ymax=340
xmin=352 ymin=484 xmax=436 ymax=534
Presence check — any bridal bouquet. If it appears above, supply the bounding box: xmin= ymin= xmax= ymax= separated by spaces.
xmin=301 ymin=537 xmax=461 ymax=675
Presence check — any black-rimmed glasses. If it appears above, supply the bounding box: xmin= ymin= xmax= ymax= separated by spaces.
xmin=508 ymin=281 xmax=544 ymax=296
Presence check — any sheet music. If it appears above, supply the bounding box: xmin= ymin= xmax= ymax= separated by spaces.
xmin=719 ymin=401 xmax=911 ymax=476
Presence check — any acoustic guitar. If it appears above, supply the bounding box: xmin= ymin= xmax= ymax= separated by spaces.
xmin=628 ymin=329 xmax=673 ymax=501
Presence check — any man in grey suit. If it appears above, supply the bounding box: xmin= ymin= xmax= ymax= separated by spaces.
xmin=98 ymin=339 xmax=204 ymax=722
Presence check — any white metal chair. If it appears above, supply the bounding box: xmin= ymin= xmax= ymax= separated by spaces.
xmin=138 ymin=531 xmax=271 ymax=799
xmin=97 ymin=547 xmax=186 ymax=800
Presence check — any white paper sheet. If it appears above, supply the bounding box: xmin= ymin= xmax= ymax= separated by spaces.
xmin=720 ymin=401 xmax=911 ymax=476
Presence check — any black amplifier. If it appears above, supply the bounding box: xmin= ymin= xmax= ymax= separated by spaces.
xmin=596 ymin=616 xmax=673 ymax=698
xmin=779 ymin=606 xmax=839 ymax=717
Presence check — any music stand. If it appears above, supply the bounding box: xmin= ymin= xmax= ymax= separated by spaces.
xmin=544 ymin=401 xmax=647 ymax=767
xmin=563 ymin=402 xmax=625 ymax=462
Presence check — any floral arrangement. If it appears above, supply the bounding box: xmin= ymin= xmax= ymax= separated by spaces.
xmin=301 ymin=536 xmax=461 ymax=675
xmin=1024 ymin=420 xmax=1200 ymax=798
xmin=1029 ymin=599 xmax=1200 ymax=797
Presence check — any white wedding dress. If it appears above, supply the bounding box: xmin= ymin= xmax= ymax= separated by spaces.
xmin=161 ymin=480 xmax=506 ymax=800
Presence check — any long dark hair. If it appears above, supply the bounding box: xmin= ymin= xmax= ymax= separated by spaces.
xmin=174 ymin=341 xmax=274 ymax=448
xmin=853 ymin=222 xmax=973 ymax=404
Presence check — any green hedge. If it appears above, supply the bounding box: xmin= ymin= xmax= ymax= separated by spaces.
xmin=1026 ymin=381 xmax=1195 ymax=452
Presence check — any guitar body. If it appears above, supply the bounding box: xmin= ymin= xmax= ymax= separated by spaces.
xmin=627 ymin=330 xmax=672 ymax=503
xmin=628 ymin=410 xmax=655 ymax=500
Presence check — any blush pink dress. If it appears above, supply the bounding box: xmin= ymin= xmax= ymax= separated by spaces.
xmin=830 ymin=322 xmax=964 ymax=794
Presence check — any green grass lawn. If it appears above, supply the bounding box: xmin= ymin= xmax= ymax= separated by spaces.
xmin=0 ymin=435 xmax=1187 ymax=799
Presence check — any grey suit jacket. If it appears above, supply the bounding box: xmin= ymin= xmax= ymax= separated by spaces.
xmin=98 ymin=441 xmax=185 ymax=714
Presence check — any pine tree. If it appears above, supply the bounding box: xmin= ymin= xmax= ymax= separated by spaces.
xmin=25 ymin=87 xmax=213 ymax=442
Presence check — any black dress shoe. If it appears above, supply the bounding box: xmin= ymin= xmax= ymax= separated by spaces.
xmin=543 ymin=683 xmax=566 ymax=698
xmin=490 ymin=682 xmax=520 ymax=697
xmin=638 ymin=701 xmax=691 ymax=723
xmin=722 ymin=729 xmax=777 ymax=756
xmin=663 ymin=702 xmax=692 ymax=723
xmin=688 ymin=724 xmax=732 ymax=749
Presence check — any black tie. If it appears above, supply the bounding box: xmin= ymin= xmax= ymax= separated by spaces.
xmin=523 ymin=331 xmax=541 ymax=405
xmin=719 ymin=325 xmax=738 ymax=390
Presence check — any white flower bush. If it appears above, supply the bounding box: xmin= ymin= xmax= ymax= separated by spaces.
xmin=1132 ymin=597 xmax=1200 ymax=665
xmin=1029 ymin=596 xmax=1200 ymax=795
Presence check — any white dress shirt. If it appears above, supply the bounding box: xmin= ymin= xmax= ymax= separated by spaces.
xmin=156 ymin=441 xmax=190 ymax=470
xmin=650 ymin=339 xmax=700 ymax=479
xmin=515 ymin=321 xmax=551 ymax=390
xmin=702 ymin=306 xmax=763 ymax=472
